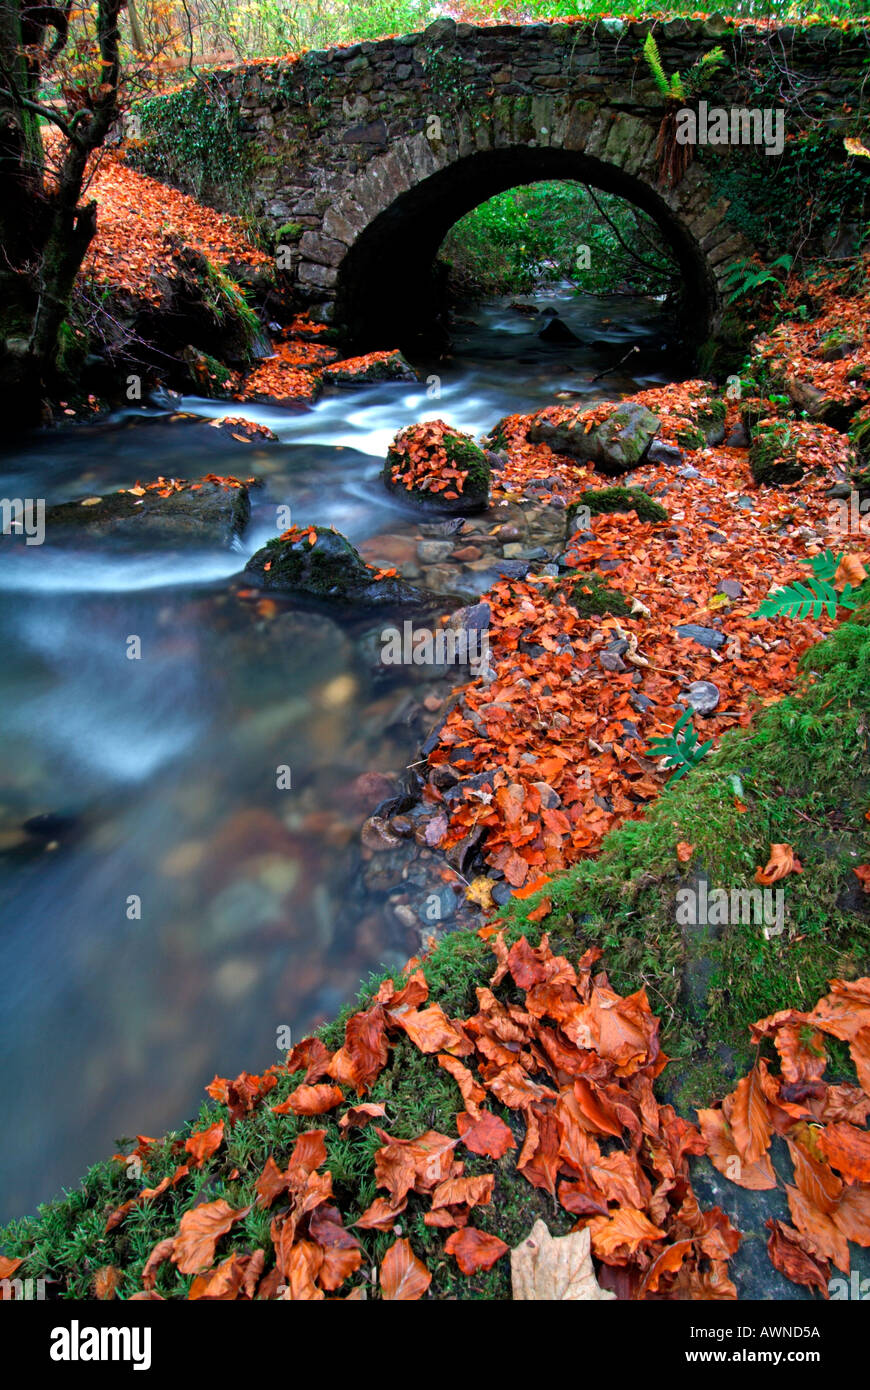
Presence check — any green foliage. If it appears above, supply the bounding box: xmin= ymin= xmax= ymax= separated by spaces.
xmin=645 ymin=706 xmax=713 ymax=786
xmin=439 ymin=180 xmax=677 ymax=298
xmin=723 ymin=254 xmax=793 ymax=305
xmin=128 ymin=83 xmax=251 ymax=205
xmin=707 ymin=124 xmax=870 ymax=263
xmin=753 ymin=551 xmax=867 ymax=621
xmin=642 ymin=32 xmax=725 ymax=101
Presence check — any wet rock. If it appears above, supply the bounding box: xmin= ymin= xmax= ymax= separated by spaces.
xmin=43 ymin=479 xmax=250 ymax=548
xmin=528 ymin=402 xmax=660 ymax=477
xmin=491 ymin=881 xmax=514 ymax=907
xmin=682 ymin=681 xmax=720 ymax=715
xmin=537 ymin=315 xmax=580 ymax=344
xmin=22 ymin=810 xmax=77 ymax=839
xmin=361 ymin=815 xmax=405 ymax=853
xmin=451 ymin=544 xmax=482 ymax=563
xmin=646 ymin=440 xmax=683 ymax=467
xmin=600 ymin=649 xmax=628 ymax=673
xmin=446 ymin=824 xmax=485 ymax=873
xmin=675 ymin=624 xmax=726 ymax=651
xmin=724 ymin=420 xmax=749 ymax=448
xmin=348 ymin=771 xmax=397 ymax=813
xmin=244 ymin=526 xmax=434 ymax=607
xmin=416 ymin=885 xmax=458 ymax=924
xmin=417 ymin=540 xmax=454 ymax=564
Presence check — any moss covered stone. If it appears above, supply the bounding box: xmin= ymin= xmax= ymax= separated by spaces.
xmin=384 ymin=421 xmax=490 ymax=515
xmin=568 ymin=486 xmax=668 ymax=532
xmin=244 ymin=525 xmax=430 ymax=606
xmin=568 ymin=573 xmax=632 ymax=619
xmin=676 ymin=396 xmax=727 ymax=449
xmin=527 ymin=401 xmax=660 ymax=477
xmin=749 ymin=420 xmax=804 ymax=486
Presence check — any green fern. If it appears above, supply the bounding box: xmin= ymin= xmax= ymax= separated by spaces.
xmin=643 ymin=32 xmax=725 ymax=101
xmin=642 ymin=32 xmax=672 ymax=98
xmin=644 ymin=706 xmax=713 ymax=787
xmin=752 ymin=550 xmax=862 ymax=621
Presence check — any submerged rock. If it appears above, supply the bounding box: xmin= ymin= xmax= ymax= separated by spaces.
xmin=243 ymin=524 xmax=434 ymax=606
xmin=41 ymin=478 xmax=251 ymax=548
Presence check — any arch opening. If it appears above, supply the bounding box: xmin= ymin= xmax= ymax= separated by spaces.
xmin=334 ymin=145 xmax=718 ymax=359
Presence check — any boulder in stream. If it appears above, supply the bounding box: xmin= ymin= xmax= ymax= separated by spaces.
xmin=244 ymin=524 xmax=436 ymax=606
xmin=40 ymin=476 xmax=251 ymax=548
xmin=384 ymin=420 xmax=490 ymax=515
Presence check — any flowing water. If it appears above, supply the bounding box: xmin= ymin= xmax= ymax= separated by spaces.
xmin=0 ymin=289 xmax=682 ymax=1221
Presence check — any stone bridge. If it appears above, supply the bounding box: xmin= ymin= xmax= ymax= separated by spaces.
xmin=199 ymin=17 xmax=865 ymax=351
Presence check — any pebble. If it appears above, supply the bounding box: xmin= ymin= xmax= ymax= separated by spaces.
xmin=683 ymin=680 xmax=721 ymax=715
xmin=675 ymin=624 xmax=727 ymax=651
xmin=451 ymin=545 xmax=482 ymax=562
xmin=417 ymin=540 xmax=454 ymax=564
xmin=717 ymin=579 xmax=744 ymax=599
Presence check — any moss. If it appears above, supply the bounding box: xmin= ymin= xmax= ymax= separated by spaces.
xmin=275 ymin=222 xmax=304 ymax=245
xmin=572 ymin=486 xmax=668 ymax=525
xmin=676 ymin=395 xmax=727 ymax=450
xmin=444 ymin=432 xmax=490 ymax=496
xmin=568 ymin=573 xmax=632 ymax=619
xmin=749 ymin=420 xmax=804 ymax=486
xmin=384 ymin=424 xmax=490 ymax=511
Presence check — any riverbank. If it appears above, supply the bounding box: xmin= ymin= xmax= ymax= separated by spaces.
xmin=4 ymin=243 xmax=870 ymax=1296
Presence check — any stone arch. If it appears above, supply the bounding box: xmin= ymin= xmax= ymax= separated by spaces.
xmin=303 ymin=106 xmax=748 ymax=352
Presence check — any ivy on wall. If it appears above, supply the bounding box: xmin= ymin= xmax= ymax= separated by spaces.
xmin=127 ymin=82 xmax=253 ymax=207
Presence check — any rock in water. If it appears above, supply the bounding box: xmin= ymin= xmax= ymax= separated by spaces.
xmin=537 ymin=316 xmax=580 ymax=345
xmin=244 ymin=525 xmax=435 ymax=607
xmin=40 ymin=479 xmax=251 ymax=548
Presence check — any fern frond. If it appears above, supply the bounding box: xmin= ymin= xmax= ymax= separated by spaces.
xmin=643 ymin=32 xmax=671 ymax=98
xmin=752 ymin=577 xmax=839 ymax=622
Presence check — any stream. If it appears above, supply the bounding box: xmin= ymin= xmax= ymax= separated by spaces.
xmin=0 ymin=289 xmax=684 ymax=1222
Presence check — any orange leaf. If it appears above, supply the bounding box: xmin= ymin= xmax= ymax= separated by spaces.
xmin=444 ymin=1226 xmax=508 ymax=1274
xmin=379 ymin=1238 xmax=431 ymax=1300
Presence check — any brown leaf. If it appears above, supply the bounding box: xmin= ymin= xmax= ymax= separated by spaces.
xmin=729 ymin=1065 xmax=773 ymax=1164
xmin=272 ymin=1083 xmax=344 ymax=1116
xmin=456 ymin=1108 xmax=516 ymax=1158
xmin=818 ymin=1122 xmax=870 ymax=1184
xmin=766 ymin=1220 xmax=830 ymax=1296
xmin=171 ymin=1199 xmax=247 ymax=1276
xmin=184 ymin=1120 xmax=224 ymax=1168
xmin=445 ymin=1226 xmax=509 ymax=1274
xmin=379 ymin=1238 xmax=431 ymax=1300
